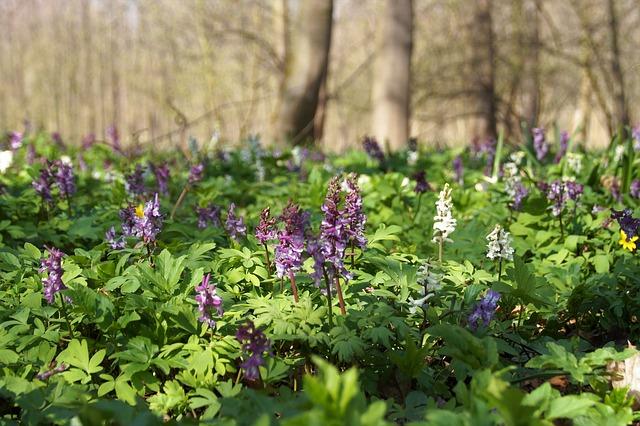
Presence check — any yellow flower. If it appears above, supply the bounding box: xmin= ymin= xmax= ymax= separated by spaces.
xmin=619 ymin=230 xmax=638 ymax=252
xmin=135 ymin=204 xmax=145 ymax=218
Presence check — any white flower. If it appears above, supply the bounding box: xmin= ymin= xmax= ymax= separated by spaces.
xmin=60 ymin=155 xmax=72 ymax=165
xmin=408 ymin=260 xmax=442 ymax=313
xmin=486 ymin=224 xmax=514 ymax=261
xmin=510 ymin=151 xmax=525 ymax=166
xmin=401 ymin=177 xmax=410 ymax=188
xmin=433 ymin=183 xmax=456 ymax=243
xmin=566 ymin=153 xmax=583 ymax=174
xmin=503 ymin=162 xmax=519 ymax=179
xmin=0 ymin=150 xmax=13 ymax=173
xmin=614 ymin=145 xmax=625 ymax=163
xmin=407 ymin=151 xmax=419 ymax=166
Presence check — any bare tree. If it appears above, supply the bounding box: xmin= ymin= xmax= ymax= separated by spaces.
xmin=469 ymin=0 xmax=497 ymax=142
xmin=275 ymin=0 xmax=333 ymax=145
xmin=606 ymin=0 xmax=630 ymax=136
xmin=520 ymin=0 xmax=540 ymax=131
xmin=371 ymin=0 xmax=413 ymax=151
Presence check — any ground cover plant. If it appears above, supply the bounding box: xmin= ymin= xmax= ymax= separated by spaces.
xmin=1 ymin=128 xmax=640 ymax=425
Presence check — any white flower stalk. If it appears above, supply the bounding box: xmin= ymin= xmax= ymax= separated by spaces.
xmin=486 ymin=224 xmax=514 ymax=261
xmin=509 ymin=151 xmax=525 ymax=166
xmin=433 ymin=183 xmax=456 ymax=262
xmin=566 ymin=153 xmax=583 ymax=174
xmin=407 ymin=150 xmax=419 ymax=166
xmin=614 ymin=145 xmax=625 ymax=163
xmin=0 ymin=150 xmax=13 ymax=173
xmin=409 ymin=260 xmax=442 ymax=313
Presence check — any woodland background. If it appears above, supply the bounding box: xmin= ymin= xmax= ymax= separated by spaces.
xmin=0 ymin=0 xmax=638 ymax=151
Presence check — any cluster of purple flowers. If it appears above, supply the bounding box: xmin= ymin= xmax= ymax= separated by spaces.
xmin=255 ymin=207 xmax=277 ymax=245
xmin=344 ymin=175 xmax=367 ymax=250
xmin=32 ymin=160 xmax=76 ymax=202
xmin=319 ymin=177 xmax=351 ymax=281
xmin=117 ymin=193 xmax=163 ymax=245
xmin=631 ymin=180 xmax=640 ymax=199
xmin=188 ymin=163 xmax=204 ymax=185
xmin=236 ymin=321 xmax=271 ymax=381
xmin=468 ymin=289 xmax=501 ymax=330
xmin=40 ymin=247 xmax=66 ymax=304
xmin=196 ymin=204 xmax=222 ymax=229
xmin=453 ymin=156 xmax=464 ymax=184
xmin=195 ymin=274 xmax=224 ymax=328
xmin=81 ymin=133 xmax=96 ymax=150
xmin=225 ymin=203 xmax=246 ymax=240
xmin=362 ymin=136 xmax=385 ymax=163
xmin=510 ymin=182 xmax=529 ymax=211
xmin=633 ymin=126 xmax=640 ymax=151
xmin=125 ymin=164 xmax=146 ymax=197
xmin=36 ymin=362 xmax=68 ymax=381
xmin=554 ymin=131 xmax=569 ymax=163
xmin=274 ymin=202 xmax=309 ymax=278
xmin=542 ymin=180 xmax=583 ymax=216
xmin=105 ymin=226 xmax=126 ymax=249
xmin=611 ymin=209 xmax=640 ymax=241
xmin=532 ymin=128 xmax=548 ymax=161
xmin=9 ymin=131 xmax=23 ymax=149
xmin=413 ymin=171 xmax=432 ymax=194
xmin=472 ymin=137 xmax=496 ymax=176
xmin=152 ymin=163 xmax=171 ymax=196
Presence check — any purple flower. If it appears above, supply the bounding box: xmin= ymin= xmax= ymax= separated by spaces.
xmin=362 ymin=136 xmax=385 ymax=163
xmin=195 ymin=274 xmax=224 ymax=328
xmin=532 ymin=128 xmax=548 ymax=161
xmin=40 ymin=247 xmax=66 ymax=304
xmin=320 ymin=177 xmax=350 ymax=280
xmin=119 ymin=205 xmax=137 ymax=237
xmin=474 ymin=137 xmax=496 ymax=176
xmin=136 ymin=193 xmax=163 ymax=244
xmin=565 ymin=181 xmax=584 ymax=201
xmin=468 ymin=289 xmax=500 ymax=331
xmin=9 ymin=131 xmax=23 ymax=150
xmin=105 ymin=226 xmax=126 ymax=249
xmin=151 ymin=163 xmax=170 ymax=196
xmin=546 ymin=180 xmax=566 ymax=216
xmin=631 ymin=180 xmax=640 ymax=199
xmin=510 ymin=181 xmax=529 ymax=211
xmin=274 ymin=202 xmax=308 ymax=278
xmin=344 ymin=174 xmax=367 ymax=250
xmin=188 ymin=163 xmax=204 ymax=185
xmin=236 ymin=321 xmax=271 ymax=382
xmin=554 ymin=131 xmax=569 ymax=163
xmin=33 ymin=163 xmax=54 ymax=202
xmin=453 ymin=156 xmax=464 ymax=184
xmin=51 ymin=132 xmax=64 ymax=147
xmin=26 ymin=144 xmax=36 ymax=165
xmin=125 ymin=165 xmax=146 ymax=197
xmin=611 ymin=209 xmax=640 ymax=240
xmin=611 ymin=178 xmax=622 ymax=203
xmin=196 ymin=204 xmax=222 ymax=229
xmin=413 ymin=171 xmax=432 ymax=194
xmin=54 ymin=161 xmax=75 ymax=198
xmin=633 ymin=126 xmax=640 ymax=151
xmin=225 ymin=203 xmax=246 ymax=240
xmin=255 ymin=207 xmax=277 ymax=245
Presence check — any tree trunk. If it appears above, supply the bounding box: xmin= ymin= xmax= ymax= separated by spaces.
xmin=371 ymin=0 xmax=413 ymax=152
xmin=276 ymin=0 xmax=333 ymax=146
xmin=606 ymin=0 xmax=629 ymax=137
xmin=469 ymin=0 xmax=497 ymax=142
xmin=520 ymin=0 xmax=540 ymax=131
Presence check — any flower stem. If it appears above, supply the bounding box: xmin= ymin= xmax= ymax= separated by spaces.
xmin=350 ymin=241 xmax=355 ymax=269
xmin=498 ymin=258 xmax=503 ymax=284
xmin=59 ymin=293 xmax=74 ymax=339
xmin=322 ymin=266 xmax=333 ymax=328
xmin=170 ymin=185 xmax=190 ymax=220
xmin=334 ymin=276 xmax=346 ymax=315
xmin=288 ymin=270 xmax=299 ymax=303
xmin=438 ymin=237 xmax=444 ymax=263
xmin=263 ymin=243 xmax=272 ymax=278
